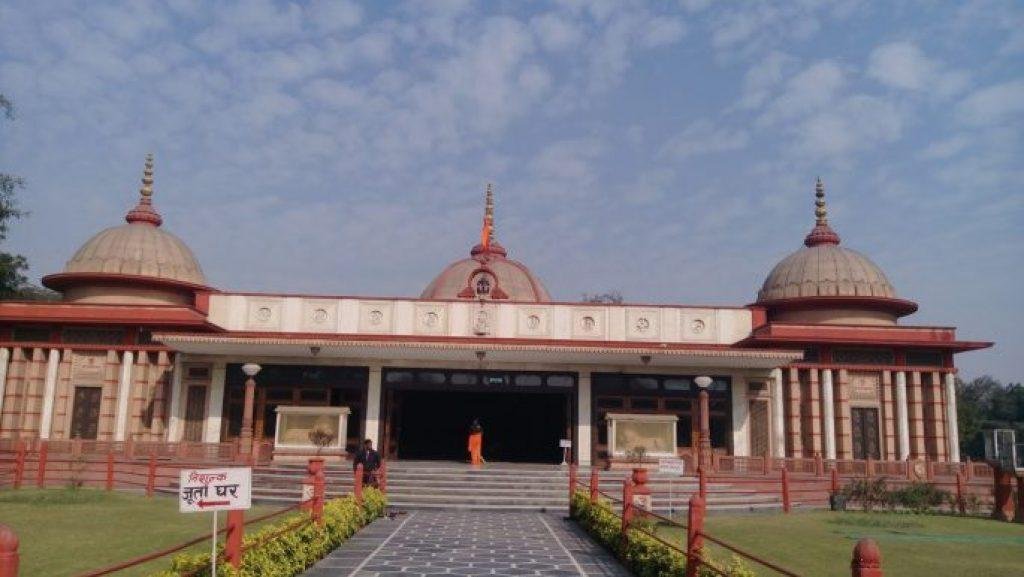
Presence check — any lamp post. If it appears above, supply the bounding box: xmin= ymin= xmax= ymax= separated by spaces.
xmin=694 ymin=376 xmax=713 ymax=473
xmin=239 ymin=363 xmax=261 ymax=460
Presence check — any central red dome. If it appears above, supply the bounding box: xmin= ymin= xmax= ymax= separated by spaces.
xmin=420 ymin=185 xmax=551 ymax=303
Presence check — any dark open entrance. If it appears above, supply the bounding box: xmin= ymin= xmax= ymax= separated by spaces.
xmin=395 ymin=390 xmax=568 ymax=463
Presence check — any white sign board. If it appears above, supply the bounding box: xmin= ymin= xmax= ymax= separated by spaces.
xmin=658 ymin=457 xmax=686 ymax=476
xmin=179 ymin=467 xmax=252 ymax=513
xmin=559 ymin=439 xmax=573 ymax=448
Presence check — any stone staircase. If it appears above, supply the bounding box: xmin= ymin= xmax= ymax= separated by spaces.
xmin=246 ymin=461 xmax=795 ymax=513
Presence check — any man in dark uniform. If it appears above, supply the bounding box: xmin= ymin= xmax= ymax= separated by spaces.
xmin=353 ymin=438 xmax=382 ymax=487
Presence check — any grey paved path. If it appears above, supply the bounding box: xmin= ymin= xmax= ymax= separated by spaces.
xmin=301 ymin=511 xmax=632 ymax=577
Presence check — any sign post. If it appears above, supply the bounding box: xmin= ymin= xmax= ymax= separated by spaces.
xmin=180 ymin=467 xmax=252 ymax=576
xmin=658 ymin=458 xmax=685 ymax=516
xmin=559 ymin=439 xmax=572 ymax=466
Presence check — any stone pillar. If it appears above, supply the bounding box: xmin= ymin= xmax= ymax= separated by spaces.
xmin=786 ymin=367 xmax=802 ymax=457
xmin=204 ymin=362 xmax=227 ymax=443
xmin=731 ymin=374 xmax=749 ymax=457
xmin=806 ymin=368 xmax=821 ymax=456
xmin=944 ymin=372 xmax=960 ymax=462
xmin=166 ymin=355 xmax=185 ymax=441
xmin=114 ymin=351 xmax=135 ymax=442
xmin=927 ymin=371 xmax=947 ymax=461
xmin=0 ymin=348 xmax=10 ymax=422
xmin=364 ymin=365 xmax=383 ymax=448
xmin=38 ymin=349 xmax=60 ymax=440
xmin=577 ymin=370 xmax=592 ymax=466
xmin=881 ymin=371 xmax=896 ymax=459
xmin=895 ymin=371 xmax=910 ymax=460
xmin=771 ymin=368 xmax=785 ymax=459
xmin=821 ymin=369 xmax=836 ymax=461
xmin=835 ymin=369 xmax=852 ymax=460
xmin=909 ymin=371 xmax=926 ymax=458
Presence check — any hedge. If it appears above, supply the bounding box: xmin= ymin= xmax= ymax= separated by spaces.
xmin=570 ymin=490 xmax=755 ymax=577
xmin=149 ymin=488 xmax=386 ymax=577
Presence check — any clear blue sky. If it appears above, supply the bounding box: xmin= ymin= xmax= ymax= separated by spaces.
xmin=1 ymin=1 xmax=1020 ymax=382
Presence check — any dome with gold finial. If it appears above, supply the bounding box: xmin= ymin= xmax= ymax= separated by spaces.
xmin=756 ymin=178 xmax=916 ymax=324
xmin=43 ymin=155 xmax=208 ymax=304
xmin=421 ymin=184 xmax=551 ymax=302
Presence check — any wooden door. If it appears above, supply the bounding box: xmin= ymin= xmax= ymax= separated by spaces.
xmin=183 ymin=385 xmax=207 ymax=442
xmin=70 ymin=387 xmax=102 ymax=440
xmin=749 ymin=400 xmax=770 ymax=457
xmin=852 ymin=407 xmax=881 ymax=460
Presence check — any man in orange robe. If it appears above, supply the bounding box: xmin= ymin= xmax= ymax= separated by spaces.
xmin=468 ymin=419 xmax=484 ymax=466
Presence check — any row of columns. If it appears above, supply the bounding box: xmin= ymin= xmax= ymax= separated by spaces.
xmin=772 ymin=367 xmax=960 ymax=462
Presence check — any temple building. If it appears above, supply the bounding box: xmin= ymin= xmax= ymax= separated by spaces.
xmin=0 ymin=157 xmax=991 ymax=467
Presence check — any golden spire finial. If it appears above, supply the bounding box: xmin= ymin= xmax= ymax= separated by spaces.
xmin=814 ymin=176 xmax=827 ymax=225
xmin=485 ymin=182 xmax=495 ymax=243
xmin=140 ymin=153 xmax=154 ymax=201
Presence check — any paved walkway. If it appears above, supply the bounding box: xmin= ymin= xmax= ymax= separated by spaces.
xmin=301 ymin=510 xmax=632 ymax=577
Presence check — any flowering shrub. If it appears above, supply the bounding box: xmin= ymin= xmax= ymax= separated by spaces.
xmin=149 ymin=488 xmax=386 ymax=577
xmin=570 ymin=490 xmax=755 ymax=577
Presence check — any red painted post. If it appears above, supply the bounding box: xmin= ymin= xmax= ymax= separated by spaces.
xmin=698 ymin=465 xmax=707 ymax=499
xmin=992 ymin=466 xmax=1015 ymax=521
xmin=1015 ymin=475 xmax=1024 ymax=524
xmin=831 ymin=467 xmax=840 ymax=495
xmin=567 ymin=464 xmax=577 ymax=511
xmin=781 ymin=468 xmax=791 ymax=513
xmin=0 ymin=524 xmax=19 ymax=577
xmin=378 ymin=461 xmax=388 ymax=494
xmin=851 ymin=538 xmax=883 ymax=577
xmin=955 ymin=471 xmax=966 ymax=515
xmin=685 ymin=494 xmax=706 ymax=577
xmin=13 ymin=442 xmax=25 ymax=490
xmin=589 ymin=468 xmax=599 ymax=503
xmin=621 ymin=480 xmax=634 ymax=538
xmin=815 ymin=453 xmax=824 ymax=477
xmin=225 ymin=510 xmax=244 ymax=569
xmin=145 ymin=453 xmax=156 ymax=497
xmin=354 ymin=463 xmax=364 ymax=505
xmin=105 ymin=452 xmax=115 ymax=491
xmin=312 ymin=465 xmax=326 ymax=526
xmin=36 ymin=441 xmax=48 ymax=488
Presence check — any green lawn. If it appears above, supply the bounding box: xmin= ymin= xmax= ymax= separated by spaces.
xmin=659 ymin=510 xmax=1024 ymax=577
xmin=0 ymin=488 xmax=278 ymax=577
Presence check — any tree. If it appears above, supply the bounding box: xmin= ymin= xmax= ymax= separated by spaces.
xmin=957 ymin=375 xmax=1024 ymax=459
xmin=581 ymin=291 xmax=624 ymax=304
xmin=0 ymin=94 xmax=55 ymax=300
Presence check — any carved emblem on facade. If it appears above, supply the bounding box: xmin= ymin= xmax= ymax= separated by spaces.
xmin=424 ymin=311 xmax=439 ymax=327
xmin=256 ymin=307 xmax=272 ymax=322
xmin=473 ymin=310 xmax=490 ymax=335
xmin=312 ymin=308 xmax=329 ymax=324
xmin=368 ymin=310 xmax=384 ymax=325
xmin=581 ymin=316 xmax=596 ymax=332
xmin=635 ymin=317 xmax=650 ymax=332
xmin=691 ymin=319 xmax=706 ymax=334
xmin=527 ymin=315 xmax=541 ymax=330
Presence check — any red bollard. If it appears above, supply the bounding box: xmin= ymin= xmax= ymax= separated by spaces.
xmin=13 ymin=442 xmax=25 ymax=490
xmin=313 ymin=465 xmax=326 ymax=526
xmin=0 ymin=524 xmax=19 ymax=577
xmin=225 ymin=510 xmax=244 ymax=569
xmin=781 ymin=468 xmax=791 ymax=513
xmin=145 ymin=453 xmax=156 ymax=497
xmin=353 ymin=463 xmax=364 ymax=505
xmin=831 ymin=467 xmax=840 ymax=495
xmin=105 ymin=452 xmax=115 ymax=491
xmin=698 ymin=465 xmax=707 ymax=499
xmin=589 ymin=468 xmax=599 ymax=503
xmin=992 ymin=466 xmax=1015 ymax=522
xmin=685 ymin=494 xmax=706 ymax=577
xmin=568 ymin=464 xmax=577 ymax=509
xmin=378 ymin=461 xmax=387 ymax=494
xmin=851 ymin=538 xmax=883 ymax=577
xmin=36 ymin=442 xmax=48 ymax=489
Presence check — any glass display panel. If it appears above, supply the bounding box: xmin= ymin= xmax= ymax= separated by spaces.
xmin=614 ymin=420 xmax=675 ymax=455
xmin=418 ymin=372 xmax=447 ymax=384
xmin=547 ymin=375 xmax=574 ymax=388
xmin=385 ymin=371 xmax=413 ymax=383
xmin=515 ymin=375 xmax=542 ymax=387
xmin=664 ymin=378 xmax=691 ymax=391
xmin=277 ymin=412 xmax=342 ymax=447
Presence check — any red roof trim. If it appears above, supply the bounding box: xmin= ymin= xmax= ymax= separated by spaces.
xmin=754 ymin=296 xmax=919 ymax=317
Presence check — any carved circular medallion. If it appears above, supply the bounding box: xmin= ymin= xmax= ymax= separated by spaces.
xmin=527 ymin=315 xmax=541 ymax=330
xmin=635 ymin=317 xmax=651 ymax=332
xmin=312 ymin=308 xmax=329 ymax=324
xmin=423 ymin=311 xmax=439 ymax=327
xmin=691 ymin=318 xmax=706 ymax=334
xmin=581 ymin=316 xmax=596 ymax=332
xmin=256 ymin=307 xmax=272 ymax=322
xmin=368 ymin=310 xmax=383 ymax=325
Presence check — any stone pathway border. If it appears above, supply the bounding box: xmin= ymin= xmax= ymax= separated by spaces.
xmin=300 ymin=510 xmax=632 ymax=577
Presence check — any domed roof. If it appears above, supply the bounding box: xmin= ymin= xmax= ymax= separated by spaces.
xmin=757 ymin=179 xmax=914 ymax=316
xmin=421 ymin=185 xmax=550 ymax=303
xmin=45 ymin=155 xmax=206 ymax=288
